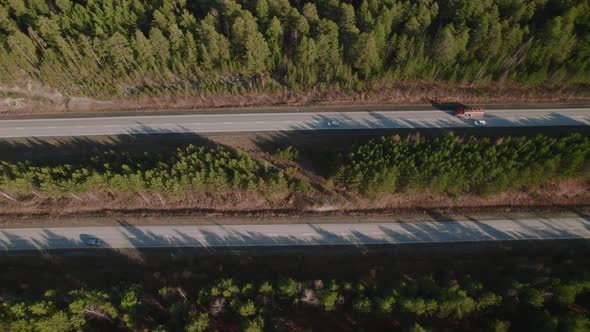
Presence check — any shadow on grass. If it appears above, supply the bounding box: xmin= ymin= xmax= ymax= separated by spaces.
xmin=0 ymin=131 xmax=223 ymax=163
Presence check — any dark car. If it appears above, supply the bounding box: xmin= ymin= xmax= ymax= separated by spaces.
xmin=80 ymin=234 xmax=104 ymax=246
xmin=84 ymin=237 xmax=103 ymax=246
xmin=326 ymin=120 xmax=340 ymax=127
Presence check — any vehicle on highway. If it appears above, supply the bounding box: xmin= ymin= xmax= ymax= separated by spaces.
xmin=455 ymin=107 xmax=485 ymax=118
xmin=327 ymin=120 xmax=340 ymax=127
xmin=82 ymin=236 xmax=104 ymax=246
xmin=474 ymin=120 xmax=487 ymax=126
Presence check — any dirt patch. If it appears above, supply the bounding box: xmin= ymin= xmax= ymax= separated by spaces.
xmin=1 ymin=81 xmax=589 ymax=114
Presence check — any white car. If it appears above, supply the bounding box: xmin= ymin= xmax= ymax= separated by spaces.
xmin=474 ymin=120 xmax=487 ymax=126
xmin=327 ymin=120 xmax=340 ymax=127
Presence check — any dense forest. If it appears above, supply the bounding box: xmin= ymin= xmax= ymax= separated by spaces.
xmin=0 ymin=144 xmax=310 ymax=194
xmin=0 ymin=133 xmax=588 ymax=198
xmin=1 ymin=267 xmax=589 ymax=331
xmin=0 ymin=0 xmax=589 ymax=98
xmin=333 ymin=133 xmax=590 ymax=196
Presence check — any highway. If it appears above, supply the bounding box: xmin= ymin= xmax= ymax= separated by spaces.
xmin=0 ymin=216 xmax=589 ymax=251
xmin=0 ymin=106 xmax=588 ymax=138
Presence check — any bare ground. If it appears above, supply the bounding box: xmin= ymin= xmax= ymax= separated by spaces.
xmin=1 ymin=81 xmax=589 ymax=114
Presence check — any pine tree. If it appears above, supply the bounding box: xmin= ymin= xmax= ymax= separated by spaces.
xmin=353 ymin=32 xmax=380 ymax=78
xmin=198 ymin=14 xmax=230 ymax=70
xmin=316 ymin=19 xmax=341 ymax=81
xmin=267 ymin=0 xmax=292 ymax=20
xmin=103 ymin=32 xmax=134 ymax=75
xmin=6 ymin=30 xmax=39 ymax=74
xmin=132 ymin=30 xmax=155 ymax=70
xmin=338 ymin=3 xmax=359 ymax=61
xmin=231 ymin=12 xmax=270 ymax=73
xmin=434 ymin=24 xmax=468 ymax=66
xmin=182 ymin=31 xmax=198 ymax=69
xmin=302 ymin=3 xmax=320 ymax=27
xmin=149 ymin=27 xmax=171 ymax=69
xmin=255 ymin=0 xmax=269 ymax=26
xmin=293 ymin=36 xmax=318 ymax=86
xmin=265 ymin=17 xmax=284 ymax=70
xmin=286 ymin=8 xmax=309 ymax=49
xmin=358 ymin=0 xmax=374 ymax=32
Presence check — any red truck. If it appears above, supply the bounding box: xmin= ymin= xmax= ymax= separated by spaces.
xmin=455 ymin=107 xmax=485 ymax=118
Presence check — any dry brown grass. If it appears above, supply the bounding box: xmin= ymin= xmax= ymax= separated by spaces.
xmin=1 ymin=81 xmax=588 ymax=114
xmin=0 ymin=178 xmax=587 ymax=219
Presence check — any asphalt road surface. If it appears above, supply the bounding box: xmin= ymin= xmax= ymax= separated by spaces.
xmin=1 ymin=217 xmax=589 ymax=251
xmin=0 ymin=107 xmax=588 ymax=138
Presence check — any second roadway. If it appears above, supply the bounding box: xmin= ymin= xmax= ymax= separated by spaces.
xmin=1 ymin=216 xmax=589 ymax=251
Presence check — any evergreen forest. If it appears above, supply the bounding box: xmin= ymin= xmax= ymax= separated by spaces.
xmin=0 ymin=0 xmax=589 ymax=97
xmin=0 ymin=144 xmax=310 ymax=194
xmin=333 ymin=133 xmax=590 ymax=196
xmin=0 ymin=133 xmax=588 ymax=198
xmin=1 ymin=266 xmax=589 ymax=331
